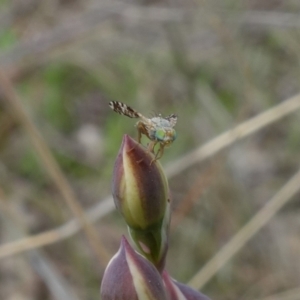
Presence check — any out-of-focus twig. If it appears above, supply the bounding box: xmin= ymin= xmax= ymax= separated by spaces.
xmin=0 ymin=196 xmax=114 ymax=259
xmin=258 ymin=287 xmax=300 ymax=300
xmin=0 ymin=70 xmax=110 ymax=266
xmin=1 ymin=94 xmax=300 ymax=258
xmin=188 ymin=166 xmax=300 ymax=290
xmin=166 ymin=94 xmax=300 ymax=177
xmin=0 ymin=1 xmax=193 ymax=68
xmin=0 ymin=189 xmax=82 ymax=300
xmin=231 ymin=11 xmax=300 ymax=28
xmin=1 ymin=3 xmax=300 ymax=69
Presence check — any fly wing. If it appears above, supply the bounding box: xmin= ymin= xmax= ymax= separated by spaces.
xmin=109 ymin=101 xmax=140 ymax=118
xmin=165 ymin=114 xmax=178 ymax=127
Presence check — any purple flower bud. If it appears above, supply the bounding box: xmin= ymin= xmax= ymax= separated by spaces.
xmin=112 ymin=135 xmax=171 ymax=270
xmin=112 ymin=135 xmax=169 ymax=230
xmin=163 ymin=271 xmax=211 ymax=300
xmin=100 ymin=236 xmax=167 ymax=300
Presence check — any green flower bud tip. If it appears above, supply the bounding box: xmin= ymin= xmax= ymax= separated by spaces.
xmin=100 ymin=236 xmax=167 ymax=300
xmin=112 ymin=134 xmax=169 ymax=230
xmin=163 ymin=271 xmax=211 ymax=300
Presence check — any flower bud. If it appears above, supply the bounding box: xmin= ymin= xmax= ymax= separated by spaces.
xmin=112 ymin=135 xmax=169 ymax=230
xmin=129 ymin=191 xmax=171 ymax=271
xmin=163 ymin=271 xmax=211 ymax=300
xmin=100 ymin=236 xmax=167 ymax=300
xmin=112 ymin=135 xmax=171 ymax=270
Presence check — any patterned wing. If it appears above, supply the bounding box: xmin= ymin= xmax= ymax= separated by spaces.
xmin=109 ymin=101 xmax=140 ymax=118
xmin=165 ymin=114 xmax=178 ymax=127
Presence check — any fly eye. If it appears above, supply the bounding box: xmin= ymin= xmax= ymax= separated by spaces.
xmin=155 ymin=129 xmax=165 ymax=140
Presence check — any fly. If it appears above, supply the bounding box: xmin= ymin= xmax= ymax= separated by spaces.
xmin=109 ymin=101 xmax=177 ymax=161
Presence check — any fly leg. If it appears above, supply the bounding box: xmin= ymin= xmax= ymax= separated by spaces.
xmin=136 ymin=122 xmax=143 ymax=143
xmin=147 ymin=140 xmax=157 ymax=154
xmin=155 ymin=143 xmax=165 ymax=160
xmin=150 ymin=143 xmax=164 ymax=164
xmin=136 ymin=121 xmax=149 ymax=144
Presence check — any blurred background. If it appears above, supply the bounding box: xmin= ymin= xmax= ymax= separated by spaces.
xmin=0 ymin=0 xmax=300 ymax=299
